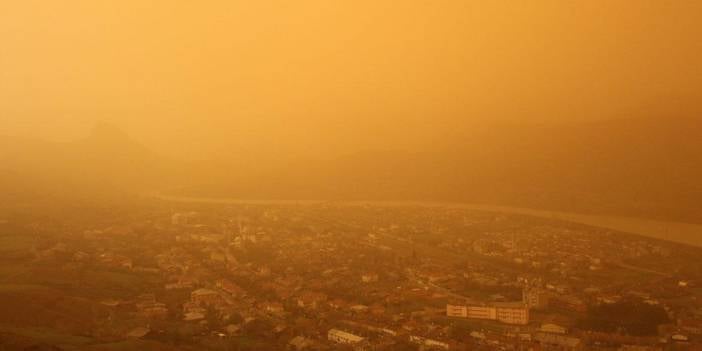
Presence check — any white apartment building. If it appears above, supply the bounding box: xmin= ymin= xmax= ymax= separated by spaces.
xmin=467 ymin=305 xmax=498 ymax=320
xmin=446 ymin=303 xmax=529 ymax=325
xmin=446 ymin=304 xmax=468 ymax=318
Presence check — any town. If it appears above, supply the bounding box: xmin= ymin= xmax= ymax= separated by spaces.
xmin=1 ymin=199 xmax=701 ymax=350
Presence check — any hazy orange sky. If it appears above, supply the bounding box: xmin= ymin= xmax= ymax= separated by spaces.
xmin=1 ymin=1 xmax=700 ymax=160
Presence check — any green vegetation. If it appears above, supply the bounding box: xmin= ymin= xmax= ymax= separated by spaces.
xmin=577 ymin=299 xmax=669 ymax=336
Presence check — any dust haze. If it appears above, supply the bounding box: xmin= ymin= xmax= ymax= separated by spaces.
xmin=1 ymin=2 xmax=702 ymax=351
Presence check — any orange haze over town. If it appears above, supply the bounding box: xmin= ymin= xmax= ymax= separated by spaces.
xmin=1 ymin=2 xmax=702 ymax=350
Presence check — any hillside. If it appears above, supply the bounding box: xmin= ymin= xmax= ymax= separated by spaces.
xmin=0 ymin=123 xmax=174 ymax=202
xmin=181 ymin=117 xmax=702 ymax=223
xmin=1 ymin=118 xmax=701 ymax=223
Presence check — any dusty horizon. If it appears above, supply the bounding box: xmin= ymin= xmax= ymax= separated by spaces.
xmin=2 ymin=3 xmax=702 ymax=350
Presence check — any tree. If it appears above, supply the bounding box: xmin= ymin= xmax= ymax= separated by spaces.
xmin=577 ymin=299 xmax=669 ymax=336
xmin=206 ymin=306 xmax=222 ymax=330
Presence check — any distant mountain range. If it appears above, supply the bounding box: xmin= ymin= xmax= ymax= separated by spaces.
xmin=1 ymin=117 xmax=701 ymax=223
xmin=0 ymin=123 xmax=170 ymax=203
xmin=177 ymin=117 xmax=702 ymax=223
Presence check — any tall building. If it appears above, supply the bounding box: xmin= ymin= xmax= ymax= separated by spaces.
xmin=495 ymin=303 xmax=530 ymax=325
xmin=523 ymin=287 xmax=549 ymax=309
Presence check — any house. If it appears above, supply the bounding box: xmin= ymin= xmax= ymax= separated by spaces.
xmin=369 ymin=304 xmax=386 ymax=316
xmin=350 ymin=305 xmax=369 ymax=313
xmin=210 ymin=251 xmax=226 ymax=263
xmin=126 ymin=326 xmax=151 ymax=339
xmin=541 ymin=323 xmax=567 ymax=334
xmin=409 ymin=335 xmax=450 ymax=350
xmin=679 ymin=319 xmax=702 ymax=335
xmin=329 ymin=298 xmax=348 ymax=310
xmin=217 ymin=279 xmax=246 ymax=297
xmin=172 ymin=212 xmax=198 ymax=225
xmin=72 ymin=251 xmax=90 ymax=262
xmin=99 ymin=253 xmax=133 ymax=270
xmin=225 ymin=324 xmax=241 ymax=336
xmin=183 ymin=312 xmax=205 ymax=321
xmin=136 ymin=301 xmax=168 ymax=319
xmin=619 ymin=345 xmax=662 ymax=351
xmin=328 ymin=329 xmax=367 ymax=348
xmin=297 ymin=291 xmax=327 ymax=309
xmin=100 ymin=299 xmax=123 ymax=307
xmin=361 ymin=273 xmax=379 ymax=283
xmin=470 ymin=331 xmax=486 ymax=340
xmin=191 ymin=288 xmax=224 ymax=307
xmin=288 ymin=336 xmax=315 ymax=350
xmin=534 ymin=332 xmax=582 ymax=351
xmin=259 ymin=301 xmax=285 ymax=315
xmin=671 ymin=334 xmax=689 ymax=342
xmin=183 ymin=306 xmax=206 ymax=321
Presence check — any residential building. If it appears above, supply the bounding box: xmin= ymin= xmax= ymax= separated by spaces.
xmin=328 ymin=329 xmax=367 ymax=347
xmin=495 ymin=303 xmax=529 ymax=325
xmin=446 ymin=303 xmax=529 ymax=325
xmin=523 ymin=287 xmax=549 ymax=309
xmin=541 ymin=323 xmax=567 ymax=334
xmin=446 ymin=304 xmax=467 ymax=318
xmin=534 ymin=332 xmax=583 ymax=351
xmin=467 ymin=305 xmax=497 ymax=320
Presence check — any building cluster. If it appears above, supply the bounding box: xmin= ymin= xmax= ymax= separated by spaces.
xmin=17 ymin=202 xmax=702 ymax=350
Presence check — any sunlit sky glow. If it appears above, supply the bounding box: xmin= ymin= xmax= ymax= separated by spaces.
xmin=1 ymin=1 xmax=700 ymax=159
